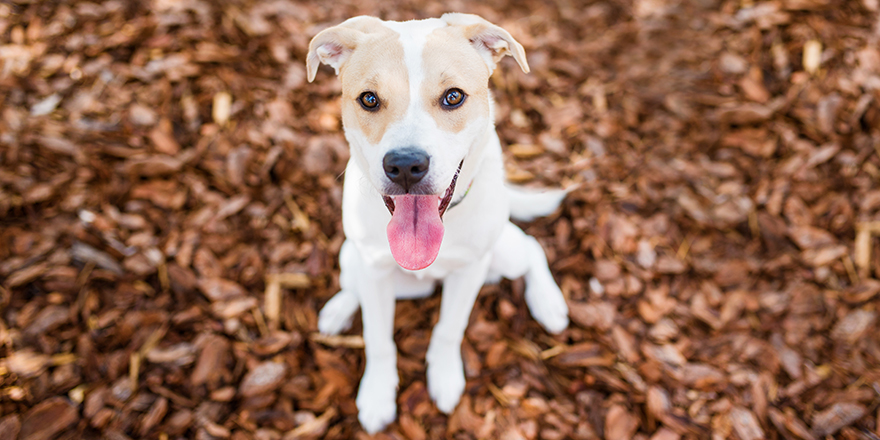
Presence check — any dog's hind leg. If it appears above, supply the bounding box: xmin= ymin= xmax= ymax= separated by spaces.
xmin=318 ymin=240 xmax=360 ymax=335
xmin=318 ymin=290 xmax=359 ymax=335
xmin=489 ymin=222 xmax=569 ymax=334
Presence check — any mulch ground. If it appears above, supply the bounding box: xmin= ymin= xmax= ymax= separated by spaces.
xmin=2 ymin=0 xmax=880 ymax=439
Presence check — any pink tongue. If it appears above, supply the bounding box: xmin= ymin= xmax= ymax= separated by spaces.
xmin=387 ymin=194 xmax=444 ymax=270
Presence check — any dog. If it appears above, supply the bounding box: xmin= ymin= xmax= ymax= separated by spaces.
xmin=306 ymin=13 xmax=570 ymax=433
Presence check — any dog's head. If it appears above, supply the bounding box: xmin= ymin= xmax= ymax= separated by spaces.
xmin=307 ymin=13 xmax=528 ymax=270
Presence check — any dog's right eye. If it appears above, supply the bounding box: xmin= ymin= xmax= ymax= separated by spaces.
xmin=358 ymin=92 xmax=380 ymax=111
xmin=441 ymin=88 xmax=466 ymax=109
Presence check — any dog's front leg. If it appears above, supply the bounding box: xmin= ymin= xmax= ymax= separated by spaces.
xmin=318 ymin=240 xmax=360 ymax=335
xmin=354 ymin=265 xmax=399 ymax=434
xmin=426 ymin=255 xmax=492 ymax=413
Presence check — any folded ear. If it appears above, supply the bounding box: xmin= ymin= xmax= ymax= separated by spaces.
xmin=306 ymin=17 xmax=381 ymax=82
xmin=441 ymin=12 xmax=529 ymax=74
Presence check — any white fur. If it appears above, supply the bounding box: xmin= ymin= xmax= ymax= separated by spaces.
xmin=506 ymin=185 xmax=573 ymax=222
xmin=309 ymin=15 xmax=569 ymax=434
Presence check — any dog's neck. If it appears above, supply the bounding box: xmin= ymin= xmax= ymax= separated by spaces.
xmin=446 ymin=119 xmax=494 ymax=205
xmin=446 ymin=177 xmax=475 ymax=211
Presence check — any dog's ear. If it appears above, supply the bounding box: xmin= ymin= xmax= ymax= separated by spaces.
xmin=306 ymin=17 xmax=380 ymax=82
xmin=441 ymin=13 xmax=530 ymax=75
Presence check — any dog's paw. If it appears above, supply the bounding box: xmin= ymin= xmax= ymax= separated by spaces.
xmin=357 ymin=395 xmax=397 ymax=434
xmin=426 ymin=343 xmax=466 ymax=413
xmin=318 ymin=290 xmax=359 ymax=335
xmin=525 ymin=282 xmax=569 ymax=334
xmin=356 ymin=364 xmax=399 ymax=434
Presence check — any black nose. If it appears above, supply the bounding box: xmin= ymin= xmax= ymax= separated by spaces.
xmin=383 ymin=148 xmax=430 ymax=192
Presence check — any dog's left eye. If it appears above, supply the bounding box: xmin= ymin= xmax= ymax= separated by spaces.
xmin=358 ymin=92 xmax=381 ymax=111
xmin=441 ymin=88 xmax=466 ymax=109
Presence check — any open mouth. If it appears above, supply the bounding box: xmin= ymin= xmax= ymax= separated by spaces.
xmin=383 ymin=160 xmax=463 ymax=271
xmin=382 ymin=160 xmax=463 ymax=218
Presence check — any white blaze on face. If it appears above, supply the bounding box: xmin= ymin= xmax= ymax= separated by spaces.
xmin=383 ymin=18 xmax=445 ymax=122
xmin=372 ymin=19 xmax=444 ymax=193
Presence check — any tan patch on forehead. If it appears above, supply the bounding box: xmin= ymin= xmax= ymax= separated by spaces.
xmin=421 ymin=27 xmax=491 ymax=134
xmin=338 ymin=22 xmax=408 ymax=146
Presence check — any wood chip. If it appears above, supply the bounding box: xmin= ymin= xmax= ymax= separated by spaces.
xmin=192 ymin=335 xmax=230 ymax=387
xmin=605 ymin=404 xmax=639 ymax=440
xmin=212 ymin=91 xmax=233 ymax=126
xmin=4 ymin=350 xmax=51 ymax=378
xmin=266 ymin=273 xmax=310 ymax=288
xmin=0 ymin=415 xmax=21 ymax=440
xmin=18 ymin=397 xmax=79 ymax=440
xmin=198 ymin=277 xmax=248 ymax=301
xmin=239 ymin=361 xmax=288 ymax=397
xmin=803 ymin=40 xmax=822 ymax=74
xmin=830 ymin=309 xmax=876 ymax=343
xmin=309 ymin=333 xmax=365 ymax=349
xmin=812 ymin=402 xmax=866 ymax=437
xmin=729 ymin=406 xmax=765 ymax=440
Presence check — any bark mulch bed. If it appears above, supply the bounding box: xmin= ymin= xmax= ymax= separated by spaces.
xmin=2 ymin=0 xmax=880 ymax=439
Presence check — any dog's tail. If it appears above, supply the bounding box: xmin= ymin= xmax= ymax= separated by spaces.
xmin=506 ymin=184 xmax=573 ymax=222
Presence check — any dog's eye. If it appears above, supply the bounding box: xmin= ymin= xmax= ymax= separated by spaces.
xmin=358 ymin=92 xmax=380 ymax=111
xmin=441 ymin=88 xmax=466 ymax=109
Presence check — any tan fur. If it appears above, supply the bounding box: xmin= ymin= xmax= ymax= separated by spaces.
xmin=307 ymin=17 xmax=391 ymax=82
xmin=421 ymin=27 xmax=491 ymax=134
xmin=334 ymin=24 xmax=409 ymax=146
xmin=440 ymin=13 xmax=529 ymax=73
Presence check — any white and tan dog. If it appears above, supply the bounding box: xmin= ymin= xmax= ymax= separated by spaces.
xmin=306 ymin=13 xmax=569 ymax=433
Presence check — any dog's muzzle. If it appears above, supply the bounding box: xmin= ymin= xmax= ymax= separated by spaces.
xmin=383 ymin=160 xmax=463 ymax=219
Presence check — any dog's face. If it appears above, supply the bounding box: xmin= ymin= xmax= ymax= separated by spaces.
xmin=307 ymin=14 xmax=528 ymax=270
